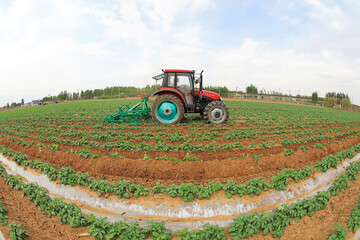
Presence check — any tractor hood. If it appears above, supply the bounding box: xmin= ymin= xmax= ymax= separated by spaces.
xmin=194 ymin=90 xmax=221 ymax=100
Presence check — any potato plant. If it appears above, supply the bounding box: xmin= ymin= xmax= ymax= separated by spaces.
xmin=8 ymin=222 xmax=29 ymax=240
xmin=1 ymin=100 xmax=360 ymax=239
xmin=0 ymin=200 xmax=8 ymax=226
xmin=1 ymin=143 xmax=360 ymax=203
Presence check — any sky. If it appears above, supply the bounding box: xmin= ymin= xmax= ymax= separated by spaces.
xmin=0 ymin=0 xmax=360 ymax=106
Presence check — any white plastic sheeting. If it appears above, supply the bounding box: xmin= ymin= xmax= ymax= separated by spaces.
xmin=0 ymin=153 xmax=360 ymax=231
xmin=355 ymin=230 xmax=360 ymax=240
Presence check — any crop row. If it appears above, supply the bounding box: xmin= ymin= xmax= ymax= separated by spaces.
xmin=2 ymin=129 xmax=358 ymax=158
xmin=0 ymin=200 xmax=29 ymax=240
xmin=1 ymin=119 xmax=353 ymax=134
xmin=2 ymin=101 xmax=360 ymax=150
xmin=3 ymin=99 xmax=360 ymax=125
xmin=4 ymin=105 xmax=357 ymax=129
xmin=1 ymin=142 xmax=360 ymax=202
xmin=0 ymin=163 xmax=227 ymax=240
xmin=2 ymin=152 xmax=360 ymax=239
xmin=2 ymin=131 xmax=358 ymax=166
xmin=0 ymin=200 xmax=8 ymax=226
xmin=1 ymin=118 xmax=350 ymax=133
xmin=1 ymin=121 xmax=358 ymax=145
xmin=228 ymin=160 xmax=360 ymax=239
xmin=327 ymin=193 xmax=360 ymax=240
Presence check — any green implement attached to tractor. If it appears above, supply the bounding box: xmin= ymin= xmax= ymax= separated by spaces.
xmin=104 ymin=96 xmax=150 ymax=124
xmin=104 ymin=69 xmax=229 ymax=124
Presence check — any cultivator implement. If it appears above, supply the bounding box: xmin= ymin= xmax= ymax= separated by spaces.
xmin=104 ymin=96 xmax=150 ymax=124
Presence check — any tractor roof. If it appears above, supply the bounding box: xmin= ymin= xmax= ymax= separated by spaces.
xmin=163 ymin=69 xmax=194 ymax=73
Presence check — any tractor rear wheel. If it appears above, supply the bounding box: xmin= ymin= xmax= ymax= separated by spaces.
xmin=203 ymin=100 xmax=229 ymax=124
xmin=151 ymin=95 xmax=184 ymax=124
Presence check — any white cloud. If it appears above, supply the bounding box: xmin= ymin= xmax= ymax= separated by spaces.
xmin=208 ymin=38 xmax=360 ymax=103
xmin=0 ymin=0 xmax=360 ymax=107
xmin=304 ymin=0 xmax=348 ymax=32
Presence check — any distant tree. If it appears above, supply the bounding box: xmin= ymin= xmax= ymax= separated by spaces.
xmin=325 ymin=92 xmax=350 ymax=106
xmin=57 ymin=91 xmax=69 ymax=101
xmin=325 ymin=97 xmax=337 ymax=107
xmin=93 ymin=89 xmax=103 ymax=98
xmin=84 ymin=90 xmax=93 ymax=99
xmin=204 ymin=86 xmax=229 ymax=97
xmin=311 ymin=92 xmax=318 ymax=103
xmin=42 ymin=96 xmax=52 ymax=102
xmin=21 ymin=98 xmax=24 ymax=106
xmin=246 ymin=84 xmax=258 ymax=94
xmin=6 ymin=103 xmax=9 ymax=108
xmin=341 ymin=97 xmax=351 ymax=109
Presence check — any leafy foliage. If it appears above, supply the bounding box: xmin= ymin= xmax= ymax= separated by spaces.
xmin=0 ymin=200 xmax=8 ymax=226
xmin=327 ymin=224 xmax=347 ymax=240
xmin=8 ymin=222 xmax=29 ymax=240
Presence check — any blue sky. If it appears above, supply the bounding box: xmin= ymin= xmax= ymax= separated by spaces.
xmin=0 ymin=0 xmax=359 ymax=106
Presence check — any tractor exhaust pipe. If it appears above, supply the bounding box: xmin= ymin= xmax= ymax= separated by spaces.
xmin=199 ymin=70 xmax=204 ymax=101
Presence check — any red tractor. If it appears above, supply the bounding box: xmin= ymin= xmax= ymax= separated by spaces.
xmin=151 ymin=69 xmax=229 ymax=124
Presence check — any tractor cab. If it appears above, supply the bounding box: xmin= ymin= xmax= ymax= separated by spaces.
xmin=151 ymin=69 xmax=229 ymax=124
xmin=153 ymin=69 xmax=196 ymax=110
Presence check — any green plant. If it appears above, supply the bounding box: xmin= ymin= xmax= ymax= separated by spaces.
xmin=143 ymin=154 xmax=151 ymax=160
xmin=89 ymin=180 xmax=114 ymax=197
xmin=166 ymin=183 xmax=197 ymax=202
xmin=246 ymin=177 xmax=269 ymax=198
xmin=252 ymin=154 xmax=263 ymax=163
xmin=283 ymin=148 xmax=294 ymax=156
xmin=143 ymin=220 xmax=172 ymax=240
xmin=222 ymin=180 xmax=246 ymax=199
xmin=0 ymin=201 xmax=8 ymax=226
xmin=299 ymin=145 xmax=310 ymax=152
xmin=87 ymin=217 xmax=112 ymax=240
xmin=327 ymin=224 xmax=347 ymax=240
xmin=347 ymin=197 xmax=360 ymax=233
xmin=151 ymin=182 xmax=167 ymax=194
xmin=183 ymin=154 xmax=200 ymax=162
xmin=49 ymin=144 xmax=59 ymax=151
xmin=8 ymin=222 xmax=29 ymax=240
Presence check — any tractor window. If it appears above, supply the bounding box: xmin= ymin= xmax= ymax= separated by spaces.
xmin=175 ymin=73 xmax=193 ymax=105
xmin=165 ymin=73 xmax=193 ymax=105
xmin=176 ymin=74 xmax=191 ymax=93
xmin=167 ymin=73 xmax=176 ymax=87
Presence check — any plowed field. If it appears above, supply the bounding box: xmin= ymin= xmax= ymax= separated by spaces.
xmin=0 ymin=99 xmax=360 ymax=239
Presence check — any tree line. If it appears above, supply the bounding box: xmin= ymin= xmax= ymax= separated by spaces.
xmin=324 ymin=92 xmax=351 ymax=108
xmin=246 ymin=85 xmax=352 ymax=109
xmin=40 ymin=85 xmax=162 ymax=102
xmin=1 ymin=83 xmax=352 ymax=110
xmin=2 ymin=84 xmax=232 ymax=109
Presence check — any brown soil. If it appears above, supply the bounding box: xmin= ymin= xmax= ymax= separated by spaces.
xmin=247 ymin=164 xmax=360 ymax=240
xmin=0 ymin=174 xmax=93 ymax=240
xmin=0 ymin=135 xmax=359 ymax=187
xmin=1 ymin=156 xmax=360 ymax=239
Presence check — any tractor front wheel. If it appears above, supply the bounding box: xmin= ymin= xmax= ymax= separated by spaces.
xmin=203 ymin=100 xmax=229 ymax=124
xmin=151 ymin=95 xmax=184 ymax=124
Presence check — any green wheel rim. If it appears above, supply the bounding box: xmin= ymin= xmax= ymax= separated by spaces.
xmin=156 ymin=101 xmax=179 ymax=123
